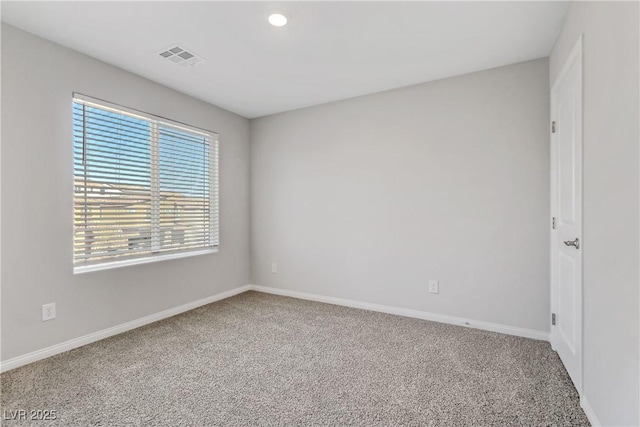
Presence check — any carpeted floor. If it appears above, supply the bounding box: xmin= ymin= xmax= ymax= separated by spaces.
xmin=1 ymin=291 xmax=589 ymax=426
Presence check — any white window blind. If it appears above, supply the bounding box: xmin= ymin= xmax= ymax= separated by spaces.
xmin=73 ymin=94 xmax=219 ymax=272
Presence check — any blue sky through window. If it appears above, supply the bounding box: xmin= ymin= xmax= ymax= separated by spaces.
xmin=73 ymin=103 xmax=209 ymax=198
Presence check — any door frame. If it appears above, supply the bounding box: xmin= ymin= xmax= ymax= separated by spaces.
xmin=550 ymin=34 xmax=583 ymax=395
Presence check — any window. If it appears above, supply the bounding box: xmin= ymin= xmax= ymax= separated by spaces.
xmin=73 ymin=94 xmax=219 ymax=273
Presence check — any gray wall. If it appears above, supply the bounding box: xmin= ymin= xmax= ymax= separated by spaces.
xmin=251 ymin=58 xmax=551 ymax=333
xmin=1 ymin=24 xmax=251 ymax=361
xmin=550 ymin=2 xmax=639 ymax=425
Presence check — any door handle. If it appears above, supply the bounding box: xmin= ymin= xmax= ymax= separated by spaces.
xmin=563 ymin=238 xmax=580 ymax=249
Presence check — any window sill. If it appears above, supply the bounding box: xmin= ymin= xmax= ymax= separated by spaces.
xmin=73 ymin=248 xmax=219 ymax=275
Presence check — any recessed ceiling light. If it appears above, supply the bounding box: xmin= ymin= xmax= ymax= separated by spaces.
xmin=268 ymin=13 xmax=288 ymax=27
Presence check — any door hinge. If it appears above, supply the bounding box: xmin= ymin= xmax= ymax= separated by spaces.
xmin=551 ymin=121 xmax=556 ymax=133
xmin=552 ymin=313 xmax=556 ymax=326
xmin=552 ymin=217 xmax=556 ymax=230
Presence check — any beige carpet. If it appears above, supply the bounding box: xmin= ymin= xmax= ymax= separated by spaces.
xmin=1 ymin=291 xmax=589 ymax=426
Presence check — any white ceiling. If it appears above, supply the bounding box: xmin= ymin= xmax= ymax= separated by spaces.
xmin=1 ymin=1 xmax=568 ymax=118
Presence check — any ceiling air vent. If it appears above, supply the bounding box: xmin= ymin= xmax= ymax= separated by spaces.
xmin=158 ymin=45 xmax=204 ymax=67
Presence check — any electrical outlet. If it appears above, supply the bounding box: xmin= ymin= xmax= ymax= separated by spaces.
xmin=428 ymin=280 xmax=439 ymax=294
xmin=271 ymin=263 xmax=277 ymax=274
xmin=42 ymin=303 xmax=56 ymax=321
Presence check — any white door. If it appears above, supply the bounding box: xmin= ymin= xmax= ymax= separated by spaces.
xmin=550 ymin=35 xmax=583 ymax=393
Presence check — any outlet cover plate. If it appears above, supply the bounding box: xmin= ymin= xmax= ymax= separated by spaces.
xmin=42 ymin=303 xmax=56 ymax=321
xmin=428 ymin=280 xmax=439 ymax=294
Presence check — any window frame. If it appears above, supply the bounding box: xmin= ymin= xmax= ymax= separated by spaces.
xmin=72 ymin=93 xmax=219 ymax=274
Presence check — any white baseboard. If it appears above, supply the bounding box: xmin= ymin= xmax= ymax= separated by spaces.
xmin=0 ymin=285 xmax=251 ymax=373
xmin=580 ymin=396 xmax=601 ymax=427
xmin=248 ymin=284 xmax=549 ymax=341
xmin=1 ymin=283 xmax=549 ymax=373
